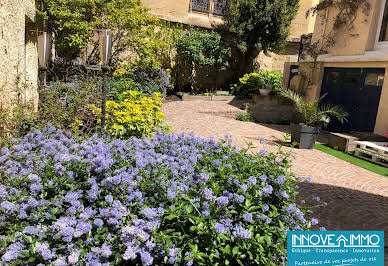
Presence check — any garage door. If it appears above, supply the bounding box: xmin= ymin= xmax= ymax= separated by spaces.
xmin=320 ymin=67 xmax=385 ymax=132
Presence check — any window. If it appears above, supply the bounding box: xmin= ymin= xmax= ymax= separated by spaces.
xmin=191 ymin=0 xmax=209 ymax=12
xmin=364 ymin=73 xmax=385 ymax=86
xmin=379 ymin=0 xmax=388 ymax=42
xmin=191 ymin=0 xmax=227 ymax=15
xmin=343 ymin=72 xmax=360 ymax=86
xmin=213 ymin=0 xmax=228 ymax=15
xmin=326 ymin=72 xmax=340 ymax=84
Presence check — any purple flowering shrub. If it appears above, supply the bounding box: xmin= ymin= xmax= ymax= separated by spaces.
xmin=0 ymin=126 xmax=314 ymax=265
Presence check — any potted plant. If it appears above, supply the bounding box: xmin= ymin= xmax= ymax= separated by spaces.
xmin=259 ymin=70 xmax=283 ymax=96
xmin=281 ymin=89 xmax=348 ymax=149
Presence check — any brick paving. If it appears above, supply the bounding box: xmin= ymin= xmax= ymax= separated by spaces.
xmin=162 ymin=100 xmax=388 ymax=260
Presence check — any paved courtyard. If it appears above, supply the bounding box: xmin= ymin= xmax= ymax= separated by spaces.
xmin=162 ymin=100 xmax=388 ymax=259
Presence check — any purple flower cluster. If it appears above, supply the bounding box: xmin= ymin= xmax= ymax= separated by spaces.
xmin=0 ymin=127 xmax=315 ymax=265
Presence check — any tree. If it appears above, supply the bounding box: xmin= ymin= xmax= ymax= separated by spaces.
xmin=173 ymin=29 xmax=231 ymax=93
xmin=37 ymin=0 xmax=175 ymax=70
xmin=219 ymin=0 xmax=300 ymax=75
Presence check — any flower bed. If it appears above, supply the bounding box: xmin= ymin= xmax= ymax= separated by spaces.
xmin=0 ymin=127 xmax=315 ymax=265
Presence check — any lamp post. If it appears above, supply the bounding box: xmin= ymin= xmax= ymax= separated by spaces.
xmin=38 ymin=32 xmax=52 ymax=88
xmin=99 ymin=30 xmax=113 ymax=134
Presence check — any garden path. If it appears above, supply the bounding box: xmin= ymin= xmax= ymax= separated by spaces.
xmin=162 ymin=100 xmax=388 ymax=259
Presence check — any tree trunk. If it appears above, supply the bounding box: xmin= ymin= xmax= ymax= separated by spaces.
xmin=230 ymin=47 xmax=261 ymax=78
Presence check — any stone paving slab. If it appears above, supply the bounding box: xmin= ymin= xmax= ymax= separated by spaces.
xmin=162 ymin=101 xmax=388 ymax=261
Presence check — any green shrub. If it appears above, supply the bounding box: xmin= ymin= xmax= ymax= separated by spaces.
xmin=259 ymin=70 xmax=283 ymax=92
xmin=38 ymin=80 xmax=101 ymax=135
xmin=0 ymin=84 xmax=36 ymax=147
xmin=0 ymin=129 xmax=318 ymax=265
xmin=231 ymin=73 xmax=264 ymax=99
xmin=111 ymin=67 xmax=172 ymax=98
xmin=173 ymin=29 xmax=231 ymax=93
xmin=236 ymin=111 xmax=254 ymax=122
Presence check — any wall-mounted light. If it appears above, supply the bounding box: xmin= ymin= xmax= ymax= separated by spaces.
xmin=37 ymin=32 xmax=52 ymax=87
xmin=98 ymin=30 xmax=113 ymax=134
xmin=99 ymin=30 xmax=113 ymax=68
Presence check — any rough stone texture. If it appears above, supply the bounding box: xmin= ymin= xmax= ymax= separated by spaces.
xmin=249 ymin=103 xmax=294 ymax=124
xmin=0 ymin=0 xmax=38 ymax=111
xmin=248 ymin=94 xmax=294 ymax=123
xmin=162 ymin=100 xmax=388 ymax=261
xmin=256 ymin=51 xmax=298 ymax=74
xmin=328 ymin=133 xmax=359 ymax=153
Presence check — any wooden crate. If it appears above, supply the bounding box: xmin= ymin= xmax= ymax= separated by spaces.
xmin=354 ymin=141 xmax=388 ymax=167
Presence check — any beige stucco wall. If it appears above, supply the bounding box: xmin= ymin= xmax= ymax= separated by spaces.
xmin=142 ymin=0 xmax=223 ymax=28
xmin=0 ymin=0 xmax=39 ymax=110
xmin=311 ymin=0 xmax=383 ymax=56
xmin=289 ymin=0 xmax=319 ymax=39
xmin=142 ymin=0 xmax=318 ymax=37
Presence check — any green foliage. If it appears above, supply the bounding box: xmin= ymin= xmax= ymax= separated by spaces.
xmin=224 ymin=0 xmax=300 ymax=53
xmin=231 ymin=73 xmax=264 ymax=99
xmin=111 ymin=66 xmax=172 ymax=97
xmin=236 ymin=111 xmax=254 ymax=122
xmin=219 ymin=0 xmax=300 ymax=73
xmin=0 ymin=83 xmax=36 ymax=147
xmin=173 ymin=29 xmax=231 ymax=92
xmin=37 ymin=80 xmax=101 ymax=135
xmin=38 ymin=0 xmax=179 ymax=69
xmin=130 ymin=21 xmax=183 ymax=71
xmin=90 ymin=90 xmax=167 ymax=138
xmin=280 ymin=89 xmax=348 ymax=127
xmin=259 ymin=70 xmax=283 ymax=91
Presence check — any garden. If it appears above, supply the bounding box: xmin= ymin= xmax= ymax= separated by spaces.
xmin=0 ymin=0 xmax=324 ymax=265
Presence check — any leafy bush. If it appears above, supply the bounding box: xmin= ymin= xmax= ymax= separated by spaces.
xmin=90 ymin=90 xmax=166 ymax=138
xmin=231 ymin=73 xmax=264 ymax=99
xmin=111 ymin=67 xmax=172 ymax=97
xmin=0 ymin=84 xmax=36 ymax=147
xmin=0 ymin=128 xmax=318 ymax=265
xmin=38 ymin=80 xmax=101 ymax=135
xmin=281 ymin=89 xmax=348 ymax=127
xmin=236 ymin=112 xmax=254 ymax=122
xmin=173 ymin=29 xmax=231 ymax=93
xmin=259 ymin=70 xmax=283 ymax=92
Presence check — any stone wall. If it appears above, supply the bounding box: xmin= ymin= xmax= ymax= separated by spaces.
xmin=0 ymin=0 xmax=39 ymax=111
xmin=248 ymin=94 xmax=295 ymax=124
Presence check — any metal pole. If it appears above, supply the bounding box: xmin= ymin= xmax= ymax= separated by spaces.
xmin=39 ymin=66 xmax=47 ymax=89
xmin=297 ymin=38 xmax=304 ymax=63
xmin=101 ymin=66 xmax=109 ymax=134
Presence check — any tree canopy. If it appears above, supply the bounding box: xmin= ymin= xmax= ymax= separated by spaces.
xmin=220 ymin=0 xmax=300 ymax=73
xmin=37 ymin=0 xmax=176 ymax=69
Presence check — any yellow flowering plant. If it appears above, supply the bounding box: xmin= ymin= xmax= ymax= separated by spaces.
xmin=90 ymin=90 xmax=167 ymax=138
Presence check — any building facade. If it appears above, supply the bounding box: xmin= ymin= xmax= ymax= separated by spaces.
xmin=285 ymin=0 xmax=388 ymax=136
xmin=0 ymin=0 xmax=39 ymax=110
xmin=142 ymin=0 xmax=319 ymax=73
